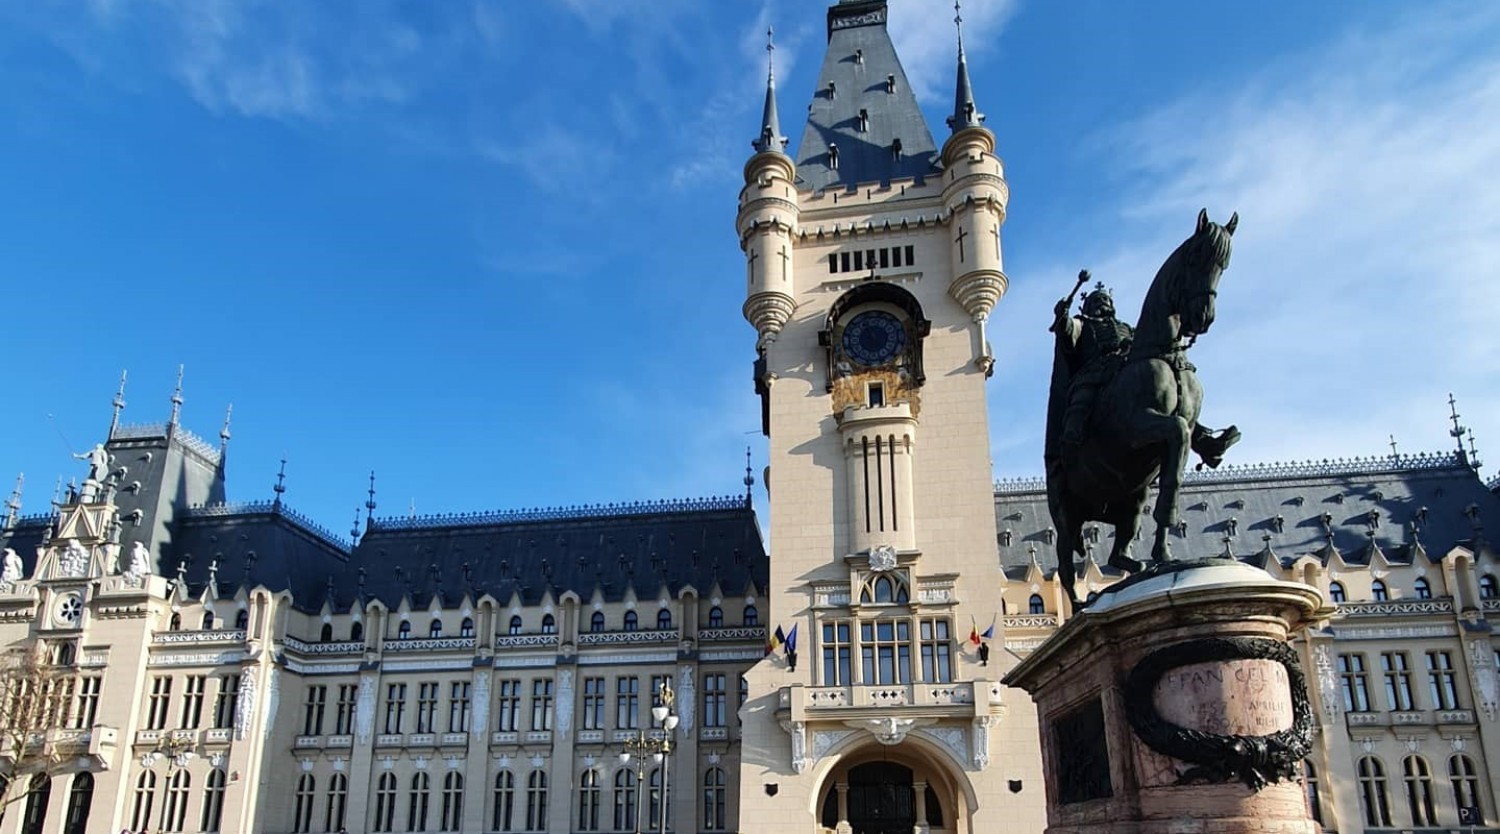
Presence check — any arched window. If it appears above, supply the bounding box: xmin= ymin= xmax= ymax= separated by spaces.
xmin=860 ymin=575 xmax=910 ymax=604
xmin=1303 ymin=760 xmax=1323 ymax=825
xmin=509 ymin=615 xmax=523 ymax=636
xmin=702 ymin=768 xmax=726 ymax=830
xmin=169 ymin=612 xmax=182 ymax=631
xmin=657 ymin=608 xmax=673 ymax=630
xmin=21 ymin=775 xmax=50 ymax=834
xmin=131 ymin=771 xmax=156 ymax=831
xmin=1372 ymin=580 xmax=1389 ymax=601
xmin=201 ymin=611 xmax=215 ymax=630
xmin=460 ymin=617 xmax=475 ymax=638
xmin=62 ymin=772 xmax=93 ymax=834
xmin=1403 ymin=755 xmax=1437 ymax=826
xmin=525 ymin=771 xmax=548 ymax=832
xmin=320 ymin=623 xmax=333 ymax=643
xmin=1481 ymin=574 xmax=1499 ymax=600
xmin=398 ymin=620 xmax=412 ymax=640
xmin=429 ymin=618 xmax=444 ymax=638
xmin=325 ymin=773 xmax=348 ymax=833
xmin=646 ymin=768 xmax=667 ymax=830
xmin=374 ymin=772 xmax=398 ymax=833
xmin=350 ymin=621 xmax=364 ymax=642
xmin=440 ymin=772 xmax=464 ymax=832
xmin=1028 ymin=594 xmax=1045 ymax=615
xmin=1414 ymin=577 xmax=1432 ymax=600
xmin=408 ymin=772 xmax=431 ymax=833
xmin=1449 ymin=754 xmax=1481 ymax=819
xmin=165 ymin=770 xmax=191 ymax=832
xmin=292 ymin=773 xmax=314 ymax=833
xmin=613 ymin=769 xmax=637 ymax=831
xmin=1358 ymin=756 xmax=1392 ymax=827
xmin=1328 ymin=582 xmax=1346 ymax=603
xmin=708 ymin=606 xmax=723 ymax=628
xmin=201 ymin=768 xmax=227 ymax=833
xmin=578 ymin=769 xmax=601 ymax=832
xmin=234 ymin=608 xmax=249 ymax=630
xmin=493 ymin=771 xmax=516 ymax=832
xmin=591 ymin=611 xmax=605 ymax=633
xmin=624 ymin=611 xmax=639 ymax=632
xmin=743 ymin=605 xmax=759 ymax=626
xmin=541 ymin=614 xmax=556 ymax=634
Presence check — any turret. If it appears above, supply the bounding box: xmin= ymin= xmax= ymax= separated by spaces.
xmin=738 ymin=27 xmax=799 ymax=348
xmin=941 ymin=2 xmax=1008 ymax=375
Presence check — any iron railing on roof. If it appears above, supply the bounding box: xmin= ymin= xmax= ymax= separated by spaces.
xmin=111 ymin=422 xmax=167 ymax=439
xmin=995 ymin=451 xmax=1464 ymax=495
xmin=184 ymin=501 xmax=351 ymax=552
xmin=372 ymin=495 xmax=752 ymax=531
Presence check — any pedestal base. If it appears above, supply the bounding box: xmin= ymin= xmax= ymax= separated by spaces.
xmin=1003 ymin=560 xmax=1329 ymax=834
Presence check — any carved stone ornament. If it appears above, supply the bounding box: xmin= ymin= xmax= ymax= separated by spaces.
xmin=866 ymin=717 xmax=917 ymax=745
xmin=235 ymin=667 xmax=257 ymax=741
xmin=1124 ymin=637 xmax=1313 ymax=790
xmin=867 ymin=545 xmax=898 ymax=573
xmin=1313 ymin=644 xmax=1339 ymax=719
xmin=0 ymin=548 xmax=23 ymax=590
xmin=677 ymin=666 xmax=696 ymax=731
xmin=555 ymin=670 xmax=575 ymax=734
xmin=59 ymin=539 xmax=89 ymax=578
xmin=782 ymin=720 xmax=808 ymax=773
xmin=355 ymin=675 xmax=376 ymax=744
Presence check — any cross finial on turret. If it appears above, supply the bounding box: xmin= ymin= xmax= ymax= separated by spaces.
xmin=1389 ymin=434 xmax=1399 ymax=459
xmin=109 ymin=370 xmax=128 ymax=439
xmin=219 ymin=403 xmax=233 ymax=453
xmin=168 ymin=365 xmax=185 ymax=432
xmin=273 ymin=456 xmax=287 ymax=508
xmin=955 ymin=0 xmax=965 ymax=54
xmin=946 ymin=0 xmax=984 ymax=133
xmin=751 ymin=24 xmax=787 ymax=154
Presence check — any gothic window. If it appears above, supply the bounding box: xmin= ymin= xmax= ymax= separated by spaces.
xmin=541 ymin=614 xmax=556 ymax=634
xmin=325 ymin=773 xmax=348 ymax=834
xmin=460 ymin=617 xmax=474 ymax=638
xmin=350 ymin=621 xmax=364 ymax=642
xmin=860 ymin=574 xmax=910 ymax=604
xmin=1449 ymin=754 xmax=1481 ymax=818
xmin=292 ymin=774 xmax=314 ymax=833
xmin=1371 ymin=580 xmax=1389 ymax=601
xmin=169 ymin=612 xmax=181 ymax=631
xmin=1403 ymin=755 xmax=1438 ymax=826
xmin=440 ymin=773 xmax=463 ymax=832
xmin=1302 ymin=761 xmax=1322 ymax=825
xmin=525 ymin=771 xmax=548 ymax=832
xmin=703 ymin=768 xmax=726 ymax=831
xmin=201 ymin=770 xmax=229 ymax=834
xmin=492 ymin=771 xmax=515 ymax=832
xmin=1338 ymin=654 xmax=1372 ymax=711
xmin=647 ymin=768 xmax=667 ymax=831
xmin=1413 ymin=577 xmax=1432 ymax=599
xmin=822 ymin=620 xmax=852 ymax=685
xmin=702 ymin=673 xmax=727 ymax=728
xmin=1328 ymin=582 xmax=1346 ymax=603
xmin=508 ymin=615 xmax=523 ymax=635
xmin=374 ymin=773 xmax=397 ymax=833
xmin=657 ymin=608 xmax=673 ymax=630
xmin=163 ymin=770 xmax=190 ymax=832
xmin=131 ymin=771 xmax=155 ymax=832
xmin=201 ymin=611 xmax=215 ymax=630
xmin=743 ymin=605 xmax=759 ymax=626
xmin=448 ymin=681 xmax=471 ymax=733
xmin=578 ymin=769 xmax=601 ymax=832
xmin=591 ymin=611 xmax=605 ymax=633
xmin=1381 ymin=652 xmax=1414 ymax=711
xmin=21 ymin=775 xmax=50 ymax=834
xmin=408 ymin=772 xmax=431 ymax=832
xmin=398 ymin=620 xmax=412 ymax=640
xmin=617 ymin=677 xmax=640 ymax=729
xmin=1028 ymin=594 xmax=1045 ymax=615
xmin=531 ymin=679 xmax=554 ymax=731
xmin=624 ymin=611 xmax=639 ymax=632
xmin=1481 ymin=574 xmax=1499 ymax=599
xmin=62 ymin=772 xmax=93 ymax=834
xmin=234 ymin=609 xmax=249 ymax=629
xmin=429 ymin=618 xmax=443 ymax=638
xmin=1358 ymin=756 xmax=1392 ymax=827
xmin=613 ymin=769 xmax=637 ymax=831
xmin=320 ymin=623 xmax=333 ymax=642
xmin=707 ymin=606 xmax=723 ymax=628
xmin=1427 ymin=651 xmax=1460 ymax=709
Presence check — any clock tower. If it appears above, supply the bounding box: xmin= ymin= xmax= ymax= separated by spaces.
xmin=735 ymin=3 xmax=1045 ymax=833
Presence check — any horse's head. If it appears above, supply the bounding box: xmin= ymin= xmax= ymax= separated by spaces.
xmin=1173 ymin=208 xmax=1237 ymax=340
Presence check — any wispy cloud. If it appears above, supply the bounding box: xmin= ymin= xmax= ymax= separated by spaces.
xmin=991 ymin=5 xmax=1500 ymax=477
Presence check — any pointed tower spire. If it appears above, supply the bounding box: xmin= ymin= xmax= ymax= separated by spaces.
xmin=167 ymin=365 xmax=185 ymax=435
xmin=1449 ymin=393 xmax=1470 ymax=467
xmin=4 ymin=473 xmax=22 ymax=531
xmin=743 ymin=447 xmax=756 ymax=503
xmin=946 ymin=1 xmax=984 ymax=133
xmin=752 ymin=26 xmax=788 ymax=154
xmin=219 ymin=404 xmax=233 ymax=454
xmin=109 ymin=370 xmax=128 ymax=439
xmin=351 ymin=506 xmax=363 ymax=545
xmin=272 ymin=456 xmax=287 ymax=510
xmin=365 ymin=471 xmax=378 ymax=532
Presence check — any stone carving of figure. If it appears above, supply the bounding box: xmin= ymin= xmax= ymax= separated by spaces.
xmin=677 ymin=665 xmax=695 ymax=731
xmin=73 ymin=444 xmax=112 ymax=500
xmin=355 ymin=675 xmax=376 ymax=743
xmin=235 ymin=668 xmax=258 ymax=741
xmin=0 ymin=548 xmax=23 ymax=587
xmin=555 ymin=670 xmax=575 ymax=734
xmin=789 ymin=721 xmax=807 ymax=773
xmin=121 ymin=541 xmax=152 ymax=588
xmin=59 ymin=539 xmax=89 ymax=578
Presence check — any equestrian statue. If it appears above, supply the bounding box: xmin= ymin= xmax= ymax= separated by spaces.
xmin=1044 ymin=209 xmax=1242 ymax=609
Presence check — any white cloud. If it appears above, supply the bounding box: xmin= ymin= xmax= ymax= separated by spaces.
xmin=990 ymin=6 xmax=1500 ymax=478
xmin=887 ymin=0 xmax=1016 ymax=103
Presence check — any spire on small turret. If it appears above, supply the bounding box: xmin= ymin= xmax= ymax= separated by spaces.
xmin=351 ymin=507 xmax=362 ymax=545
xmin=109 ymin=370 xmax=127 ymax=439
xmin=946 ymin=1 xmax=985 ymax=133
xmin=3 ymin=473 xmax=21 ymax=531
xmin=1449 ymin=393 xmax=1472 ymax=468
xmin=752 ymin=26 xmax=788 ymax=154
xmin=219 ymin=404 xmax=233 ymax=454
xmin=365 ymin=471 xmax=378 ymax=532
xmin=743 ymin=447 xmax=755 ymax=502
xmin=167 ymin=365 xmax=185 ymax=435
xmin=272 ymin=456 xmax=287 ymax=510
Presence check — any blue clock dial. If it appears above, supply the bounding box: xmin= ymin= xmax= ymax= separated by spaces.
xmin=841 ymin=311 xmax=905 ymax=366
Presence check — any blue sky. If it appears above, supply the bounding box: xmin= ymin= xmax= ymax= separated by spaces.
xmin=1 ymin=0 xmax=1496 ymax=537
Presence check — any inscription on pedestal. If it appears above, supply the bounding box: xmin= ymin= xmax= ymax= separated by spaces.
xmin=1153 ymin=659 xmax=1293 ymax=736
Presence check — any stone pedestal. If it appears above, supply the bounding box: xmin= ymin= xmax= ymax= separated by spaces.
xmin=1003 ymin=559 xmax=1329 ymax=834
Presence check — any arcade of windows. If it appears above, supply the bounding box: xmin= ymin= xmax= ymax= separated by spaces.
xmin=827 ymin=245 xmax=917 ymax=274
xmin=818 ymin=569 xmax=955 ymax=686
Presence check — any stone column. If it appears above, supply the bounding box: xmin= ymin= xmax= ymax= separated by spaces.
xmin=913 ymin=779 xmax=929 ymax=833
xmin=1003 ymin=560 xmax=1328 ymax=834
xmin=835 ymin=781 xmax=851 ymax=834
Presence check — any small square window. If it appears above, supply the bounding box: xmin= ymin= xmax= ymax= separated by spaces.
xmin=868 ymin=383 xmax=885 ymax=408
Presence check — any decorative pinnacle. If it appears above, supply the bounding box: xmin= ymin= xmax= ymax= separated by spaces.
xmin=273 ymin=456 xmax=287 ymax=507
xmin=168 ymin=365 xmax=185 ymax=430
xmin=109 ymin=370 xmax=128 ymax=438
xmin=4 ymin=473 xmax=21 ymax=529
xmin=955 ymin=0 xmax=964 ymax=55
xmin=365 ymin=471 xmax=378 ymax=532
xmin=743 ymin=447 xmax=755 ymax=499
xmin=1388 ymin=434 xmax=1399 ymax=459
xmin=752 ymin=25 xmax=787 ymax=154
xmin=219 ymin=403 xmax=233 ymax=451
xmin=1448 ymin=393 xmax=1471 ymax=464
xmin=946 ymin=0 xmax=984 ymax=132
xmin=351 ymin=507 xmax=362 ymax=543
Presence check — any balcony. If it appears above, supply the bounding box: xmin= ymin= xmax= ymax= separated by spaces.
xmin=494 ymin=634 xmax=559 ymax=650
xmin=440 ymin=733 xmax=468 ymax=747
xmin=700 ymin=727 xmax=728 ymax=741
xmin=204 ymin=728 xmax=232 ymax=744
xmin=699 ymin=627 xmax=767 ymax=642
xmin=153 ymin=629 xmax=247 ymax=646
xmin=375 ymin=734 xmax=402 ymax=748
xmin=281 ymin=637 xmax=364 ymax=656
xmin=1437 ymin=709 xmax=1476 ymax=725
xmin=325 ymin=734 xmax=353 ymax=748
xmin=408 ymin=733 xmax=437 ymax=748
xmin=385 ymin=637 xmax=477 ymax=653
xmin=294 ymin=735 xmax=322 ymax=749
xmin=1001 ymin=615 xmax=1059 ymax=630
xmin=1337 ymin=600 xmax=1454 ymax=617
xmin=1345 ymin=712 xmax=1385 ymax=728
xmin=780 ymin=681 xmax=997 ymax=718
xmin=577 ymin=630 xmax=677 ymax=646
xmin=491 ymin=731 xmax=520 ymax=746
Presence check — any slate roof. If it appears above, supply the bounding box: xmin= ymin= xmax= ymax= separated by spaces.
xmin=794 ymin=0 xmax=941 ymax=192
xmin=994 ymin=452 xmax=1500 ymax=577
xmin=171 ymin=501 xmax=352 ymax=606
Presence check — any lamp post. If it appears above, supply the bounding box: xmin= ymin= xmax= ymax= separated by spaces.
xmin=650 ymin=680 xmax=679 ymax=834
xmin=618 ymin=679 xmax=679 ymax=834
xmin=147 ymin=733 xmax=197 ymax=834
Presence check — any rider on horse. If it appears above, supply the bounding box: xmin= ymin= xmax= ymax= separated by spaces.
xmin=1052 ymin=282 xmax=1134 ymax=453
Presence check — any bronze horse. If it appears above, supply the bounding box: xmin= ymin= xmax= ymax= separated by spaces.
xmin=1044 ymin=209 xmax=1242 ymax=608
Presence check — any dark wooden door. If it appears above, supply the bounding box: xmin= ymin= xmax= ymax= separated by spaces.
xmin=846 ymin=762 xmax=914 ymax=834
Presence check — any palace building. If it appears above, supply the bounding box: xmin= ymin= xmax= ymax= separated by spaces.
xmin=0 ymin=2 xmax=1497 ymax=834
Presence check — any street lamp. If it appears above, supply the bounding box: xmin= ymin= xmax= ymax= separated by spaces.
xmin=618 ymin=679 xmax=679 ymax=834
xmin=651 ymin=680 xmax=679 ymax=834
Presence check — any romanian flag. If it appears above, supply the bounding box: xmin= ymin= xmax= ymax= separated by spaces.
xmin=784 ymin=624 xmax=799 ymax=655
xmin=969 ymin=624 xmax=981 ymax=646
xmin=768 ymin=625 xmax=786 ymax=654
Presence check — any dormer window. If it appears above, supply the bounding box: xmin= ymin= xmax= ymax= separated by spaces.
xmin=460 ymin=617 xmax=474 ymax=638
xmin=885 ymin=74 xmax=895 ymax=94
xmin=827 ymin=81 xmax=837 ymax=100
xmin=857 ymin=109 xmax=869 ymax=132
xmin=828 ymin=143 xmax=839 ymax=170
xmin=891 ymin=138 xmax=902 ymax=161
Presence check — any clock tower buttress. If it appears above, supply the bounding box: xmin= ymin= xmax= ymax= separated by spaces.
xmin=735 ymin=4 xmax=1045 ymax=834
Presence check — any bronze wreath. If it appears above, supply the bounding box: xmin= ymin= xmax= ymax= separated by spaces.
xmin=1123 ymin=636 xmax=1313 ymax=790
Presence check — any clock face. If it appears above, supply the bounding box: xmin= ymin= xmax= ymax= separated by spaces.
xmin=842 ymin=311 xmax=906 ymax=366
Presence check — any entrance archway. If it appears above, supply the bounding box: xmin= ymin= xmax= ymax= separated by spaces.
xmin=811 ymin=734 xmax=974 ymax=834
